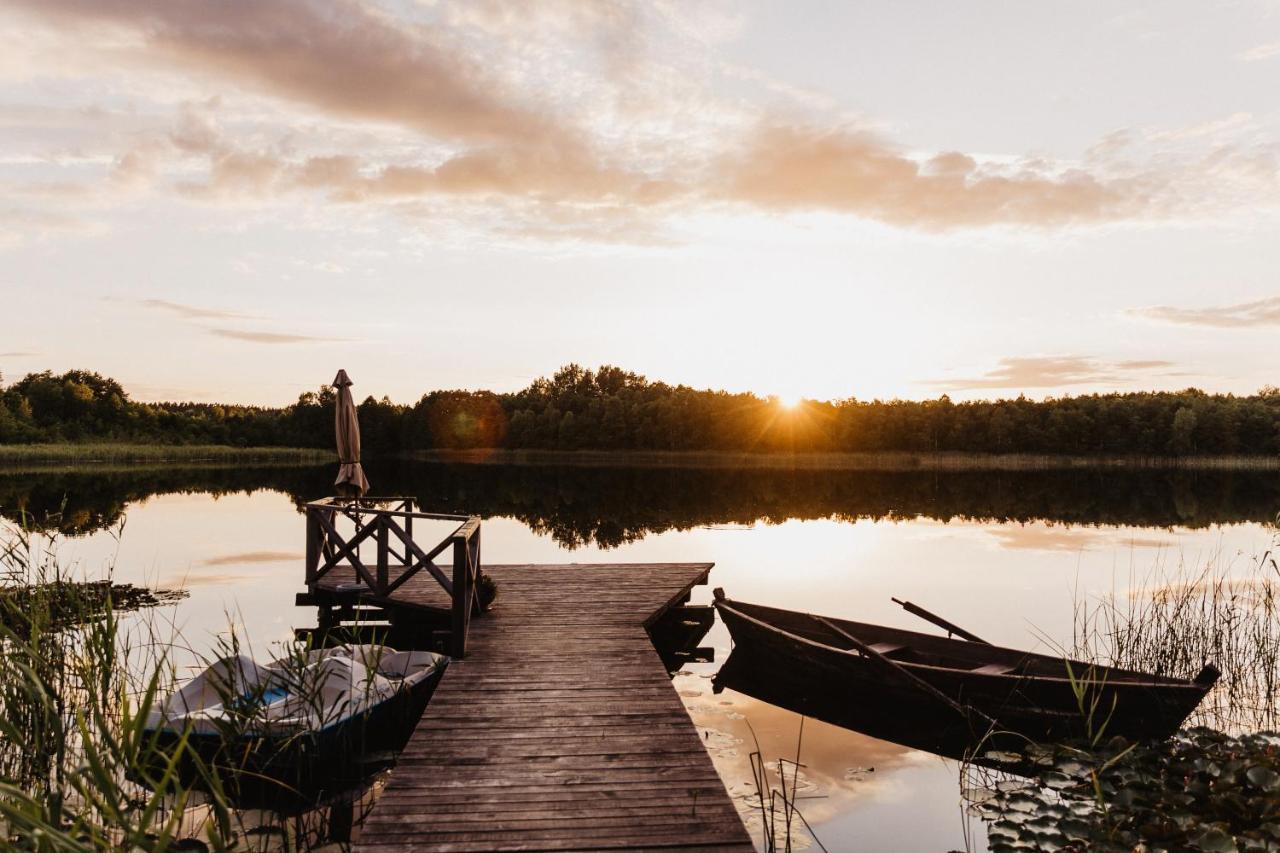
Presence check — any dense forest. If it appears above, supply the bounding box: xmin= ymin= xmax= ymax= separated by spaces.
xmin=1 ymin=366 xmax=1278 ymax=457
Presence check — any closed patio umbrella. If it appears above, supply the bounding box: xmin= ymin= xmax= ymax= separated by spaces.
xmin=332 ymin=369 xmax=370 ymax=496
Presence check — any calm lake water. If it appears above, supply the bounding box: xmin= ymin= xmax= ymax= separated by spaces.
xmin=2 ymin=461 xmax=1277 ymax=851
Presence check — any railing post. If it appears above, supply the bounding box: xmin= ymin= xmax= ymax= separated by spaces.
xmin=305 ymin=507 xmax=321 ymax=586
xmin=376 ymin=515 xmax=389 ymax=595
xmin=471 ymin=526 xmax=483 ymax=615
xmin=404 ymin=502 xmax=413 ymax=567
xmin=451 ymin=535 xmax=471 ymax=658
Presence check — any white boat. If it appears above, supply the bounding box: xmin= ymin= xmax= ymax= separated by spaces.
xmin=145 ymin=645 xmax=447 ymax=762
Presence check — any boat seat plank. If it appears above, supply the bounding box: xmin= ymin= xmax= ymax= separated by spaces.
xmin=970 ymin=663 xmax=1014 ymax=675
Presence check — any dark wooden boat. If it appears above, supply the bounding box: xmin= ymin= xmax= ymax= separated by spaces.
xmin=713 ymin=591 xmax=1219 ymax=742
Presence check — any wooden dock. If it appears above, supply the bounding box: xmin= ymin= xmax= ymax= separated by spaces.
xmin=313 ymin=560 xmax=752 ymax=851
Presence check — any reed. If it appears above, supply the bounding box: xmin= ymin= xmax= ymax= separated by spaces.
xmin=1070 ymin=519 xmax=1280 ymax=731
xmin=0 ymin=519 xmax=394 ymax=849
xmin=0 ymin=519 xmax=235 ymax=849
xmin=739 ymin=718 xmax=827 ymax=853
xmin=0 ymin=443 xmax=330 ymax=466
xmin=959 ymin=524 xmax=1280 ymax=850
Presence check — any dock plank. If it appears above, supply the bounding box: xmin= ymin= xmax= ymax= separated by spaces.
xmin=332 ymin=563 xmax=752 ymax=852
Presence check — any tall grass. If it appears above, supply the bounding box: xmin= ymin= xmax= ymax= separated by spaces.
xmin=0 ymin=519 xmax=234 ymax=849
xmin=739 ymin=718 xmax=827 ymax=853
xmin=0 ymin=444 xmax=331 ymax=466
xmin=0 ymin=516 xmax=419 ymax=850
xmin=1071 ymin=520 xmax=1280 ymax=731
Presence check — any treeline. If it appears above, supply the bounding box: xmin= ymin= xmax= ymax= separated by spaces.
xmin=7 ymin=462 xmax=1280 ymax=542
xmin=2 ymin=365 xmax=1279 ymax=456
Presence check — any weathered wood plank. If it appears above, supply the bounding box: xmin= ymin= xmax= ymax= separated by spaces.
xmin=347 ymin=562 xmax=751 ymax=852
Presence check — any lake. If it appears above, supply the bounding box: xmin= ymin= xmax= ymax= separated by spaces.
xmin=2 ymin=461 xmax=1276 ymax=851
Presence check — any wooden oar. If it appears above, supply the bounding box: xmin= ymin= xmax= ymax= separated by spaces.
xmin=814 ymin=615 xmax=999 ymax=731
xmin=891 ymin=597 xmax=990 ymax=645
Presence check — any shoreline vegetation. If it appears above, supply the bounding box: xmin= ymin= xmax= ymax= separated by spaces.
xmin=409 ymin=448 xmax=1280 ymax=470
xmin=2 ymin=444 xmax=1279 ymax=472
xmin=1 ymin=365 xmax=1278 ymax=460
xmin=0 ymin=443 xmax=332 ymax=466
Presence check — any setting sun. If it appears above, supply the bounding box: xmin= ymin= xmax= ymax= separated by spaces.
xmin=777 ymin=394 xmax=803 ymax=410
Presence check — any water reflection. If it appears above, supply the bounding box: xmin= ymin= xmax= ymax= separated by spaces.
xmin=2 ymin=461 xmax=1278 ymax=851
xmin=3 ymin=461 xmax=1278 ymax=545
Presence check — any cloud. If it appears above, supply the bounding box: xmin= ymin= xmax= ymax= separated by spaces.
xmin=140 ymin=298 xmax=252 ymax=320
xmin=927 ymin=355 xmax=1179 ymax=391
xmin=0 ymin=351 xmax=39 ymax=358
xmin=985 ymin=526 xmax=1171 ymax=552
xmin=714 ymin=123 xmax=1156 ymax=229
xmin=1238 ymin=41 xmax=1280 ymax=62
xmin=4 ymin=0 xmax=1275 ymax=241
xmin=1128 ymin=296 xmax=1280 ymax=328
xmin=209 ymin=328 xmax=328 ymax=344
xmin=132 ymin=295 xmax=337 ymax=345
xmin=6 ymin=0 xmax=562 ymax=146
xmin=198 ymin=550 xmax=299 ymax=567
xmin=0 ymin=208 xmax=105 ymax=248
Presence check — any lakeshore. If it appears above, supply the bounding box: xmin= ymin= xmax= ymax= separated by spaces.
xmin=3 ymin=442 xmax=1279 ymax=472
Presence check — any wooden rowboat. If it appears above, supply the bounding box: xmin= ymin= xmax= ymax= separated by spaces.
xmin=712 ymin=591 xmax=1219 ymax=743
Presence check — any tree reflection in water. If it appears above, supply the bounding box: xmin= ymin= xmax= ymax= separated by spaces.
xmin=2 ymin=460 xmax=1278 ymax=545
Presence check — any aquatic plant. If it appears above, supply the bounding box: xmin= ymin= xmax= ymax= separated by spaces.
xmin=1071 ymin=520 xmax=1280 ymax=732
xmin=969 ymin=728 xmax=1280 ymax=852
xmin=740 ymin=718 xmax=827 ymax=853
xmin=0 ymin=519 xmax=233 ymax=849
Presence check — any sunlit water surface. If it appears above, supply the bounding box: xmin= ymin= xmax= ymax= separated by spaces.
xmin=3 ymin=465 xmax=1275 ymax=852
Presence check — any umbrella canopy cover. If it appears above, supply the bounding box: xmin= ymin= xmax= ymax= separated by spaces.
xmin=332 ymin=369 xmax=370 ymax=496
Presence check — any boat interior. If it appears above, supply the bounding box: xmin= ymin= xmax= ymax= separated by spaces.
xmin=722 ymin=598 xmax=1198 ymax=686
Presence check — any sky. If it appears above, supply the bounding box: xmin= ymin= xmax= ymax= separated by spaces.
xmin=0 ymin=0 xmax=1278 ymax=406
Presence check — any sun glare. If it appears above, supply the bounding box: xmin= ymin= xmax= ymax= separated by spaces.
xmin=776 ymin=393 xmax=802 ymax=410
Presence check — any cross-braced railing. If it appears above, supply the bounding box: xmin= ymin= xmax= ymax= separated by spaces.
xmin=304 ymin=496 xmax=483 ymax=656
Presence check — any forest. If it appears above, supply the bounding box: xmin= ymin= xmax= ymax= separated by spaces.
xmin=1 ymin=365 xmax=1278 ymax=457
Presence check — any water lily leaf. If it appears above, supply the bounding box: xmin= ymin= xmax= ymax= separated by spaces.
xmin=1247 ymin=766 xmax=1280 ymax=792
xmin=1195 ymin=826 xmax=1239 ymax=853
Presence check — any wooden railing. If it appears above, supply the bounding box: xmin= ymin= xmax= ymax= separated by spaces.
xmin=304 ymin=496 xmax=483 ymax=657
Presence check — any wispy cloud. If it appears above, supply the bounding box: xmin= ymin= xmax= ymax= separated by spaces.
xmin=985 ymin=526 xmax=1171 ymax=552
xmin=198 ymin=551 xmax=299 ymax=567
xmin=1238 ymin=41 xmax=1280 ymax=62
xmin=0 ymin=351 xmax=38 ymax=358
xmin=135 ymin=297 xmax=334 ymax=344
xmin=5 ymin=0 xmax=559 ymax=146
xmin=1128 ymin=296 xmax=1280 ymax=328
xmin=209 ymin=328 xmax=328 ymax=344
xmin=4 ymin=0 xmax=1278 ymax=244
xmin=140 ymin=298 xmax=252 ymax=320
xmin=926 ymin=355 xmax=1180 ymax=392
xmin=1 ymin=0 xmax=1233 ymax=238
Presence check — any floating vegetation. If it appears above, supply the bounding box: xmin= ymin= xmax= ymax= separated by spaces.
xmin=970 ymin=729 xmax=1280 ymax=852
xmin=963 ymin=526 xmax=1280 ymax=850
xmin=0 ymin=580 xmax=186 ymax=632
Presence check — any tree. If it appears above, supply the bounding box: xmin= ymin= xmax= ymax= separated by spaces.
xmin=1168 ymin=407 xmax=1198 ymax=455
